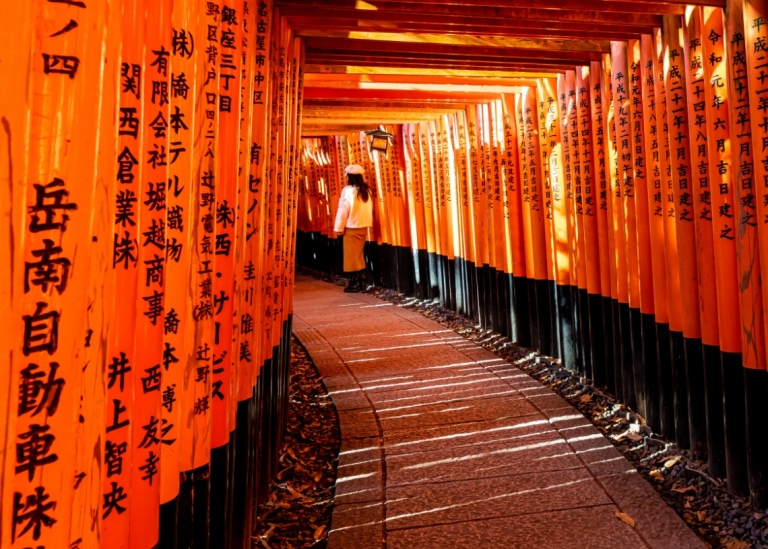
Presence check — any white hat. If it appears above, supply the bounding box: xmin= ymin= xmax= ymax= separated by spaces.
xmin=345 ymin=164 xmax=364 ymax=175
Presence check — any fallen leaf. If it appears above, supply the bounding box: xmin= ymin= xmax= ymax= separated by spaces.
xmin=580 ymin=394 xmax=592 ymax=403
xmin=649 ymin=470 xmax=664 ymax=481
xmin=697 ymin=510 xmax=707 ymax=522
xmin=626 ymin=433 xmax=644 ymax=442
xmin=671 ymin=485 xmax=697 ymax=495
xmin=314 ymin=525 xmax=327 ymax=540
xmin=726 ymin=541 xmax=749 ymax=549
xmin=663 ymin=456 xmax=682 ymax=469
xmin=616 ymin=511 xmax=636 ymax=528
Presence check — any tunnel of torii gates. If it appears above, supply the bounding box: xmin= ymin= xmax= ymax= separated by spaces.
xmin=8 ymin=0 xmax=768 ymax=547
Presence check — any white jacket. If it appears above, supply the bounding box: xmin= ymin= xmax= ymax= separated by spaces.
xmin=334 ymin=185 xmax=373 ymax=232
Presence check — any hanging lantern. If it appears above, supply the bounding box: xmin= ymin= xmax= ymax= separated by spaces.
xmin=364 ymin=128 xmax=394 ymax=155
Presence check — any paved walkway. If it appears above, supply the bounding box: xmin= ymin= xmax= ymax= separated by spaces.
xmin=292 ymin=276 xmax=705 ymax=549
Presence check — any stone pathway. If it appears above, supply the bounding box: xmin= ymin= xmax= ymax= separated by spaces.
xmin=292 ymin=276 xmax=705 ymax=549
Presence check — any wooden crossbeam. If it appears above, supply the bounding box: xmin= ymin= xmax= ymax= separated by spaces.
xmin=303 ymin=37 xmax=603 ymax=62
xmin=295 ymin=30 xmax=611 ymax=53
xmin=275 ymin=1 xmax=666 ymax=26
xmin=304 ymin=65 xmax=559 ymax=79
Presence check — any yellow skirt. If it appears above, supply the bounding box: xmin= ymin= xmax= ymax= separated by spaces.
xmin=343 ymin=227 xmax=368 ymax=272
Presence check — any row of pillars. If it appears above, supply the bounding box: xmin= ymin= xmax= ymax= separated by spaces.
xmin=0 ymin=0 xmax=304 ymax=548
xmin=297 ymin=2 xmax=768 ymax=510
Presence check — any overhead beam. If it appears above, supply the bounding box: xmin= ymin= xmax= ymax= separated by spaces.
xmin=295 ymin=30 xmax=611 ymax=53
xmin=304 ymin=73 xmax=542 ymax=86
xmin=304 ymin=65 xmax=558 ymax=79
xmin=304 ymin=55 xmax=575 ymax=72
xmin=287 ymin=19 xmax=645 ymax=41
xmin=303 ymin=88 xmax=507 ymax=101
xmin=304 ymin=37 xmax=603 ymax=62
xmin=275 ymin=1 xmax=665 ymax=26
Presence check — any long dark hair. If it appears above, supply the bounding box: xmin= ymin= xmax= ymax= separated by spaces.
xmin=347 ymin=173 xmax=371 ymax=203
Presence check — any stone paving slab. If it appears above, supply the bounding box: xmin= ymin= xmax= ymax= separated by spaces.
xmin=293 ymin=276 xmax=706 ymax=549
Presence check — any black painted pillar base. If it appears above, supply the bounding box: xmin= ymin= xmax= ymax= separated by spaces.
xmin=160 ymin=497 xmax=178 ymax=549
xmin=528 ymin=278 xmax=541 ymax=352
xmin=684 ymin=337 xmax=707 ymax=459
xmin=558 ymin=285 xmax=576 ymax=371
xmin=612 ymin=300 xmax=623 ymax=399
xmin=571 ymin=286 xmax=582 ymax=374
xmin=602 ymin=297 xmax=615 ymax=394
xmin=669 ymin=330 xmax=690 ymax=449
xmin=744 ymin=367 xmax=768 ymax=508
xmin=656 ymin=322 xmax=675 ymax=439
xmin=536 ymin=279 xmax=553 ymax=357
xmin=550 ymin=282 xmax=563 ymax=360
xmin=640 ymin=313 xmax=660 ymax=431
xmin=210 ymin=444 xmax=230 ymax=548
xmin=702 ymin=344 xmax=726 ymax=480
xmin=588 ymin=293 xmax=605 ymax=386
xmin=577 ymin=289 xmax=592 ymax=380
xmin=619 ymin=303 xmax=636 ymax=410
xmin=629 ymin=307 xmax=646 ymax=419
xmin=720 ymin=352 xmax=748 ymax=495
xmin=513 ymin=276 xmax=531 ymax=348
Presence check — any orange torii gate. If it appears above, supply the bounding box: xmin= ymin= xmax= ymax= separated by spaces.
xmin=6 ymin=0 xmax=768 ymax=547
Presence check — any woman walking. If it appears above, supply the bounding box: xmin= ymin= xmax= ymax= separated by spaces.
xmin=334 ymin=164 xmax=374 ymax=293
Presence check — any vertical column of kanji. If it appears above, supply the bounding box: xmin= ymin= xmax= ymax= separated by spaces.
xmin=558 ymin=74 xmax=578 ymax=370
xmin=458 ymin=112 xmax=477 ymax=319
xmin=274 ymin=24 xmax=296 ymax=461
xmin=577 ymin=67 xmax=603 ymax=384
xmin=536 ymin=78 xmax=563 ymax=359
xmin=392 ymin=125 xmax=413 ymax=295
xmin=534 ymin=87 xmax=557 ymax=355
xmin=565 ymin=71 xmax=587 ymax=374
xmin=103 ymin=0 xmax=145 ymax=544
xmin=523 ymin=87 xmax=550 ymax=355
xmin=240 ymin=0 xmax=273 ymax=524
xmin=465 ymin=110 xmax=483 ymax=322
xmin=490 ymin=103 xmax=509 ymax=334
xmin=438 ymin=115 xmax=459 ymax=310
xmin=549 ymin=76 xmax=574 ymax=369
xmin=629 ymin=39 xmax=656 ymax=423
xmin=428 ymin=119 xmax=446 ymax=301
xmin=700 ymin=6 xmax=742 ymax=483
xmin=11 ymin=0 xmax=111 ymax=548
xmin=516 ymin=93 xmax=540 ymax=350
xmin=566 ymin=70 xmax=588 ymax=374
xmin=453 ymin=113 xmax=470 ymax=314
xmin=683 ymin=7 xmax=725 ymax=466
xmin=611 ymin=42 xmax=643 ymax=408
xmin=664 ymin=14 xmax=705 ymax=451
xmin=601 ymin=53 xmax=622 ymax=394
xmin=130 ymin=4 xmax=171 ymax=546
xmin=480 ymin=105 xmax=495 ymax=326
xmin=535 ymin=87 xmax=555 ymax=291
xmin=232 ymin=2 xmax=256 ymax=516
xmin=722 ymin=0 xmax=754 ymax=496
xmin=740 ymin=0 xmax=768 ymax=507
xmin=0 ymin=1 xmax=30 ymax=544
xmin=405 ymin=125 xmax=426 ymax=299
xmin=653 ymin=27 xmax=685 ymax=441
xmin=501 ymin=94 xmax=528 ymax=346
xmin=422 ymin=121 xmax=437 ymax=298
xmin=610 ymin=42 xmax=638 ymax=408
xmin=589 ymin=62 xmax=614 ymax=388
xmin=640 ymin=34 xmax=673 ymax=438
xmin=76 ymin=0 xmax=121 ymax=545
xmin=285 ymin=39 xmax=303 ymax=332
xmin=160 ymin=0 xmax=198 ymax=543
xmin=205 ymin=0 xmax=237 ymax=539
xmin=478 ymin=106 xmax=494 ymax=325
